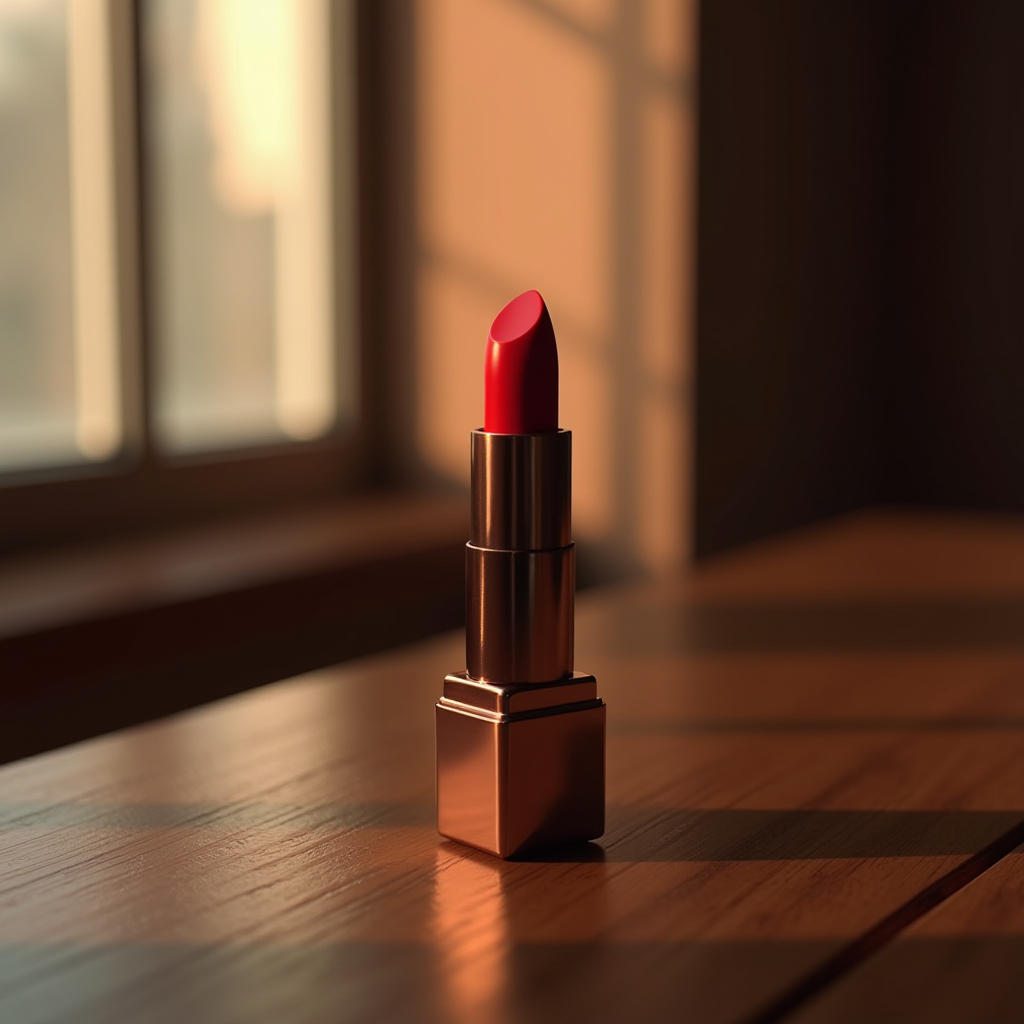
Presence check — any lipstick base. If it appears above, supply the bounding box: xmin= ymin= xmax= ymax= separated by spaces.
xmin=436 ymin=672 xmax=605 ymax=859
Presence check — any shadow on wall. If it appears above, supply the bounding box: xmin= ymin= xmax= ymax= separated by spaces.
xmin=400 ymin=0 xmax=696 ymax=584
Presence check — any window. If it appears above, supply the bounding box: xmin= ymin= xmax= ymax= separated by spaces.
xmin=0 ymin=0 xmax=359 ymax=548
xmin=0 ymin=0 xmax=86 ymax=472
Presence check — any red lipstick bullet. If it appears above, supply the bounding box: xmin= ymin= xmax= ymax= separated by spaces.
xmin=484 ymin=289 xmax=558 ymax=434
xmin=435 ymin=291 xmax=606 ymax=859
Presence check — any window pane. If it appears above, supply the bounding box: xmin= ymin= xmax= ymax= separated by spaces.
xmin=143 ymin=0 xmax=341 ymax=454
xmin=0 ymin=0 xmax=121 ymax=472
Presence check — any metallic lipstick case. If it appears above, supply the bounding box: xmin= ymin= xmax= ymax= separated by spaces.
xmin=436 ymin=430 xmax=606 ymax=859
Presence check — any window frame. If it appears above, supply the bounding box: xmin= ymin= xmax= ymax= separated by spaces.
xmin=0 ymin=0 xmax=367 ymax=552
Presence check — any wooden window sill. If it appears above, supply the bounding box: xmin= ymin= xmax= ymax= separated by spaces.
xmin=0 ymin=491 xmax=468 ymax=764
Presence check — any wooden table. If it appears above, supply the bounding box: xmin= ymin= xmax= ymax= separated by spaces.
xmin=4 ymin=509 xmax=1024 ymax=1024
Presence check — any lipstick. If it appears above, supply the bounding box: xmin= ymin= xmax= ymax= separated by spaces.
xmin=436 ymin=290 xmax=606 ymax=859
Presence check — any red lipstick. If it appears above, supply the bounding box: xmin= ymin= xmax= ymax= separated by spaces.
xmin=435 ymin=290 xmax=606 ymax=859
xmin=484 ymin=289 xmax=558 ymax=434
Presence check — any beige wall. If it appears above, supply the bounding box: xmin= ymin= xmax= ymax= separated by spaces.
xmin=413 ymin=0 xmax=696 ymax=576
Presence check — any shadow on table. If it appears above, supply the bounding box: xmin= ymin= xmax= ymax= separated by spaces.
xmin=599 ymin=806 xmax=1024 ymax=862
xmin=581 ymin=597 xmax=1024 ymax=654
xmin=5 ymin=799 xmax=1022 ymax=866
xmin=494 ymin=808 xmax=1024 ymax=864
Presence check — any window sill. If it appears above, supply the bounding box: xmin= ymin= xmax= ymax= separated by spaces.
xmin=0 ymin=491 xmax=468 ymax=763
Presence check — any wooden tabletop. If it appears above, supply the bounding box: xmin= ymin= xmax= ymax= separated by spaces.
xmin=4 ymin=508 xmax=1024 ymax=1024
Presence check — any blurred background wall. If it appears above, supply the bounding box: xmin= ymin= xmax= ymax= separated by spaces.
xmin=696 ymin=0 xmax=889 ymax=558
xmin=882 ymin=0 xmax=1024 ymax=512
xmin=9 ymin=0 xmax=1024 ymax=563
xmin=371 ymin=0 xmax=697 ymax=582
xmin=696 ymin=0 xmax=1024 ymax=556
xmin=9 ymin=0 xmax=1024 ymax=758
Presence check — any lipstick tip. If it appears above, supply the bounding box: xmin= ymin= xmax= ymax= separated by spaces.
xmin=488 ymin=289 xmax=546 ymax=345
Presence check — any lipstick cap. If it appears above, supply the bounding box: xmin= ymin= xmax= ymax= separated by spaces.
xmin=436 ymin=672 xmax=605 ymax=858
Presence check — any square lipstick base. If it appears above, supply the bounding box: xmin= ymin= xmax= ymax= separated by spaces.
xmin=436 ymin=672 xmax=605 ymax=859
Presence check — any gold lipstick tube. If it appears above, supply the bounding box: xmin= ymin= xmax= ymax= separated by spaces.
xmin=436 ymin=429 xmax=606 ymax=858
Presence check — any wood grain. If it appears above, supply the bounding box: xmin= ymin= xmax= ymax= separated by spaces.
xmin=788 ymin=849 xmax=1024 ymax=1023
xmin=4 ymin=512 xmax=1024 ymax=1023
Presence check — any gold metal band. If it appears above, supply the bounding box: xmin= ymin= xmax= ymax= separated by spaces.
xmin=466 ymin=429 xmax=574 ymax=683
xmin=465 ymin=543 xmax=574 ymax=682
xmin=470 ymin=429 xmax=571 ymax=550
